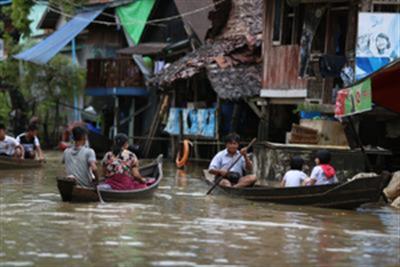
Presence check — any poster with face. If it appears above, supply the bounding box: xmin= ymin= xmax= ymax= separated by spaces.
xmin=355 ymin=13 xmax=400 ymax=80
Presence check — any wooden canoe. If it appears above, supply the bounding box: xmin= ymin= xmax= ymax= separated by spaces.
xmin=57 ymin=155 xmax=163 ymax=202
xmin=0 ymin=156 xmax=44 ymax=170
xmin=203 ymin=170 xmax=390 ymax=209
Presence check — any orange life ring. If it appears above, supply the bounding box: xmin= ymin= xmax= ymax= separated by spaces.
xmin=176 ymin=139 xmax=191 ymax=168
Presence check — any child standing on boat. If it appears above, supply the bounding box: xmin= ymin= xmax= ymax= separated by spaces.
xmin=281 ymin=156 xmax=307 ymax=187
xmin=307 ymin=150 xmax=338 ymax=185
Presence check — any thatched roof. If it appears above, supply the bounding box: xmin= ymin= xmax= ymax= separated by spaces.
xmin=150 ymin=0 xmax=263 ymax=100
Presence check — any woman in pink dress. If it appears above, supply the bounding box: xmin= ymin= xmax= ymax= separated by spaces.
xmin=101 ymin=133 xmax=147 ymax=190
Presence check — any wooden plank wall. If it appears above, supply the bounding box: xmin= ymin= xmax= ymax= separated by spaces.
xmin=262 ymin=0 xmax=308 ymax=90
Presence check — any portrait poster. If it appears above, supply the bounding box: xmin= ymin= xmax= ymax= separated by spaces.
xmin=356 ymin=13 xmax=400 ymax=80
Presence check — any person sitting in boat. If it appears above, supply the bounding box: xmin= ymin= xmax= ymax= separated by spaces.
xmin=62 ymin=126 xmax=99 ymax=187
xmin=208 ymin=133 xmax=256 ymax=188
xmin=100 ymin=133 xmax=147 ymax=190
xmin=306 ymin=150 xmax=338 ymax=186
xmin=0 ymin=123 xmax=24 ymax=159
xmin=16 ymin=124 xmax=45 ymax=161
xmin=281 ymin=156 xmax=307 ymax=187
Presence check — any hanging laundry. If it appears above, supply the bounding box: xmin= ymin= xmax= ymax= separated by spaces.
xmin=198 ymin=108 xmax=216 ymax=138
xmin=183 ymin=109 xmax=198 ymax=135
xmin=164 ymin=108 xmax=181 ymax=135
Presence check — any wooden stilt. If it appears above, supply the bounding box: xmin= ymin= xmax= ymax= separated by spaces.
xmin=348 ymin=117 xmax=372 ymax=171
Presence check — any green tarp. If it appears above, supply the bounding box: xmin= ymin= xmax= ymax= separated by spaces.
xmin=116 ymin=0 xmax=156 ymax=45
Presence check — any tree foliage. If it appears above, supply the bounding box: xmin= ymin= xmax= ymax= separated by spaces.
xmin=0 ymin=1 xmax=86 ymax=144
xmin=49 ymin=0 xmax=88 ymax=14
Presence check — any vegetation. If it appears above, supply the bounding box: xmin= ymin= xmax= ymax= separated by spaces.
xmin=0 ymin=1 xmax=86 ymax=146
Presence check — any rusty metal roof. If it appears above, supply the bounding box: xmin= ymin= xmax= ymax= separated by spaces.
xmin=117 ymin=42 xmax=169 ymax=56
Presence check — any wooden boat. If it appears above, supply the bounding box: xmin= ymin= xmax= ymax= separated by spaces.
xmin=0 ymin=156 xmax=44 ymax=170
xmin=203 ymin=170 xmax=390 ymax=209
xmin=57 ymin=155 xmax=163 ymax=202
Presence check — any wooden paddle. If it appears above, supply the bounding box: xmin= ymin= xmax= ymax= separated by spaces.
xmin=206 ymin=138 xmax=257 ymax=195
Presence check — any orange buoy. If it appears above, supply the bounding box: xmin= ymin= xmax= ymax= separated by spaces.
xmin=176 ymin=139 xmax=191 ymax=168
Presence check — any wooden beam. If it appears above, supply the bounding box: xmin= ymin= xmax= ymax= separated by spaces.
xmin=246 ymin=99 xmax=263 ymax=118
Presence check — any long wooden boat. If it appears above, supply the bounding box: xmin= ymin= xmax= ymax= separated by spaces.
xmin=203 ymin=170 xmax=390 ymax=209
xmin=0 ymin=156 xmax=44 ymax=170
xmin=57 ymin=155 xmax=163 ymax=202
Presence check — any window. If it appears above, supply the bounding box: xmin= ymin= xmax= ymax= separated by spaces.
xmin=272 ymin=1 xmax=303 ymax=45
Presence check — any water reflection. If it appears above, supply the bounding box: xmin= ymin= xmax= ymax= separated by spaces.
xmin=0 ymin=151 xmax=399 ymax=266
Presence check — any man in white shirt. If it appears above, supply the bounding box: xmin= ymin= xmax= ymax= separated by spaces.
xmin=208 ymin=133 xmax=256 ymax=188
xmin=0 ymin=123 xmax=23 ymax=159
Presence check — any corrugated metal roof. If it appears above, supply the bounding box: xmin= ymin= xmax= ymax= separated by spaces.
xmin=14 ymin=7 xmax=105 ymax=64
xmin=174 ymin=0 xmax=213 ymax=42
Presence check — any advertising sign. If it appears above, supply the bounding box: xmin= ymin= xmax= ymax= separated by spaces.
xmin=356 ymin=13 xmax=400 ymax=80
xmin=335 ymin=79 xmax=372 ymax=117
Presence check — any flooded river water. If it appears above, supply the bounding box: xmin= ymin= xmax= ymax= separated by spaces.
xmin=1 ymin=152 xmax=399 ymax=266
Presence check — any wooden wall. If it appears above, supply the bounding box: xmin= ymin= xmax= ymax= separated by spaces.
xmin=262 ymin=0 xmax=308 ymax=91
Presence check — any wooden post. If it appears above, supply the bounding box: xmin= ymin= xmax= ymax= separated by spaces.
xmin=193 ymin=77 xmax=199 ymax=159
xmin=231 ymin=103 xmax=240 ymax=133
xmin=258 ymin=103 xmax=270 ymax=141
xmin=128 ymin=98 xmax=135 ymax=144
xmin=216 ymin=97 xmax=221 ymax=152
xmin=113 ymin=94 xmax=119 ymax=138
xmin=170 ymin=91 xmax=177 ymax=160
xmin=348 ymin=117 xmax=372 ymax=171
xmin=143 ymin=94 xmax=164 ymax=158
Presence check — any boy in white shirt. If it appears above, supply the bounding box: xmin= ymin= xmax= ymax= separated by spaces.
xmin=281 ymin=156 xmax=307 ymax=187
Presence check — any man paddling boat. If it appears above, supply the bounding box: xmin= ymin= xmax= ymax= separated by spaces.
xmin=62 ymin=126 xmax=99 ymax=187
xmin=208 ymin=133 xmax=256 ymax=188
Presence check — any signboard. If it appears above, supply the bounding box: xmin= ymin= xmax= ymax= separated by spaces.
xmin=356 ymin=13 xmax=400 ymax=80
xmin=335 ymin=79 xmax=372 ymax=118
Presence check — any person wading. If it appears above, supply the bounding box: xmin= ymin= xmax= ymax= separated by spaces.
xmin=208 ymin=133 xmax=256 ymax=188
xmin=62 ymin=126 xmax=99 ymax=187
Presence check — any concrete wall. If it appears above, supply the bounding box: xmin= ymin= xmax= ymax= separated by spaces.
xmin=254 ymin=142 xmax=365 ymax=183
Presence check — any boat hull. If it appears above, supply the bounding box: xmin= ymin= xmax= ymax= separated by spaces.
xmin=0 ymin=156 xmax=43 ymax=170
xmin=57 ymin=155 xmax=163 ymax=202
xmin=203 ymin=170 xmax=389 ymax=209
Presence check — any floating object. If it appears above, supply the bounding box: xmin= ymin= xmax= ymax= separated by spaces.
xmin=176 ymin=139 xmax=191 ymax=168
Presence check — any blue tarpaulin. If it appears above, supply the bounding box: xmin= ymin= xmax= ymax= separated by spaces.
xmin=0 ymin=0 xmax=11 ymax=5
xmin=164 ymin=108 xmax=216 ymax=138
xmin=14 ymin=7 xmax=104 ymax=64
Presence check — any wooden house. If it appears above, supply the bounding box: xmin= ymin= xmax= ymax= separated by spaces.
xmin=256 ymin=0 xmax=400 ymax=180
xmin=147 ymin=0 xmax=264 ymax=159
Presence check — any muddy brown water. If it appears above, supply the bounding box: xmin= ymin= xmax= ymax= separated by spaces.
xmin=0 ymin=151 xmax=399 ymax=267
